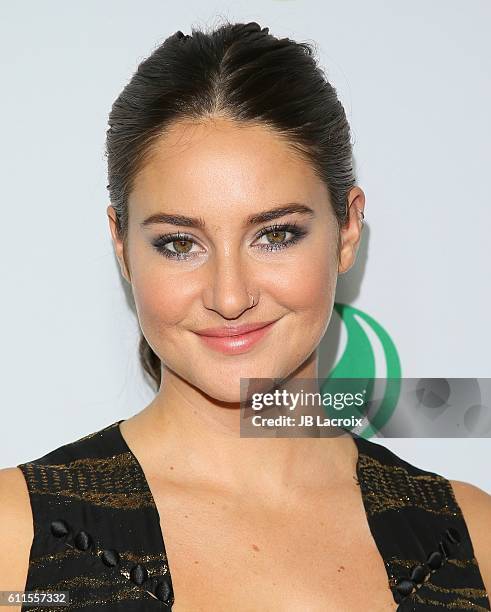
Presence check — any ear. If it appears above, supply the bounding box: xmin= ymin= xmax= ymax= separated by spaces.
xmin=106 ymin=205 xmax=131 ymax=284
xmin=338 ymin=187 xmax=366 ymax=275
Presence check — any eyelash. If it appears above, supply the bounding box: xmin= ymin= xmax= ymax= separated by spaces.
xmin=151 ymin=222 xmax=308 ymax=261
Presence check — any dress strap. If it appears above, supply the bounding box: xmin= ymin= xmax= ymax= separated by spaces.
xmin=352 ymin=434 xmax=491 ymax=610
xmin=18 ymin=421 xmax=174 ymax=610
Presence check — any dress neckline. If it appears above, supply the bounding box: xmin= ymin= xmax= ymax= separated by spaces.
xmin=113 ymin=419 xmax=396 ymax=609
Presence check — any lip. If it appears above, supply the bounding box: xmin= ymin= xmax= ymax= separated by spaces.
xmin=195 ymin=320 xmax=278 ymax=337
xmin=194 ymin=320 xmax=278 ymax=355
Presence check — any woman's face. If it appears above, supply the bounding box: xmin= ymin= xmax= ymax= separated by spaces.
xmin=108 ymin=117 xmax=363 ymax=403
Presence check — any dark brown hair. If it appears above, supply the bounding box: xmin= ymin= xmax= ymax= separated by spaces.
xmin=105 ymin=20 xmax=356 ymax=392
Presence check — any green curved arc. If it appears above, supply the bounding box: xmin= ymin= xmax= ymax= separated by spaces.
xmin=320 ymin=303 xmax=402 ymax=438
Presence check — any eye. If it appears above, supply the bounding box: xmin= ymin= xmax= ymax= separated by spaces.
xmin=151 ymin=232 xmax=203 ymax=260
xmin=253 ymin=222 xmax=308 ymax=252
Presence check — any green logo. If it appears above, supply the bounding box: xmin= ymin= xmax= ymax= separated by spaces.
xmin=320 ymin=303 xmax=402 ymax=438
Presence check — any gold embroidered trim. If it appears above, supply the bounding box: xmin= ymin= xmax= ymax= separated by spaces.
xmin=412 ymin=591 xmax=490 ymax=611
xmin=423 ymin=582 xmax=488 ymax=600
xmin=21 ymin=453 xmax=155 ymax=509
xmin=388 ymin=557 xmax=478 ymax=570
xmin=357 ymin=452 xmax=460 ymax=516
xmin=28 ymin=487 xmax=154 ymax=509
xmin=29 ymin=547 xmax=167 ymax=569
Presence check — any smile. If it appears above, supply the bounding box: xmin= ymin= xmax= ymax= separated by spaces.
xmin=194 ymin=320 xmax=278 ymax=355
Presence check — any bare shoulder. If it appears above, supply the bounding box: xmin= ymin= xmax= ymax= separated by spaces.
xmin=0 ymin=467 xmax=34 ymax=593
xmin=450 ymin=479 xmax=491 ymax=600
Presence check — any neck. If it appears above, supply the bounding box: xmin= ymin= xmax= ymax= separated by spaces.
xmin=123 ymin=364 xmax=358 ymax=502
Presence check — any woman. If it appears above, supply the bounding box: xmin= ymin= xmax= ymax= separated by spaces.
xmin=1 ymin=20 xmax=490 ymax=612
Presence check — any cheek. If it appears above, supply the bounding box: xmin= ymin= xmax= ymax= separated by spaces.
xmin=273 ymin=242 xmax=338 ymax=316
xmin=129 ymin=255 xmax=193 ymax=349
xmin=127 ymin=232 xmax=198 ymax=327
xmin=286 ymin=265 xmax=334 ymax=310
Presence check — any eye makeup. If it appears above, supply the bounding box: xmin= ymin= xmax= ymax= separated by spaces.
xmin=150 ymin=221 xmax=309 ymax=261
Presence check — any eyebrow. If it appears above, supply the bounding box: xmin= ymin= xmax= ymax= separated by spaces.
xmin=140 ymin=203 xmax=315 ymax=230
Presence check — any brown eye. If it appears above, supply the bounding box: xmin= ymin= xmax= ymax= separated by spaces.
xmin=173 ymin=239 xmax=193 ymax=254
xmin=253 ymin=222 xmax=308 ymax=253
xmin=264 ymin=230 xmax=287 ymax=244
xmin=152 ymin=232 xmax=202 ymax=260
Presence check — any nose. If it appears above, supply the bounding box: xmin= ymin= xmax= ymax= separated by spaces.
xmin=202 ymin=251 xmax=256 ymax=319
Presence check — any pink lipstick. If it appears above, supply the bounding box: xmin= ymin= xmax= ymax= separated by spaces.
xmin=194 ymin=320 xmax=278 ymax=355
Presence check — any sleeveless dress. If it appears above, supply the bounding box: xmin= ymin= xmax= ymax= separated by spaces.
xmin=17 ymin=420 xmax=490 ymax=611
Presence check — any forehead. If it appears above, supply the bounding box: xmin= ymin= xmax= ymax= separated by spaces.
xmin=129 ymin=116 xmax=330 ymax=221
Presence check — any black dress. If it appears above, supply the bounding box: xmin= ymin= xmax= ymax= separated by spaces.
xmin=17 ymin=420 xmax=490 ymax=611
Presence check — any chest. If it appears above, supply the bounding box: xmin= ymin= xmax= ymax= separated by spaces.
xmin=150 ymin=482 xmax=399 ymax=612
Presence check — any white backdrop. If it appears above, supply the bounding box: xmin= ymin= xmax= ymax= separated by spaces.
xmin=0 ymin=0 xmax=489 ymax=492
